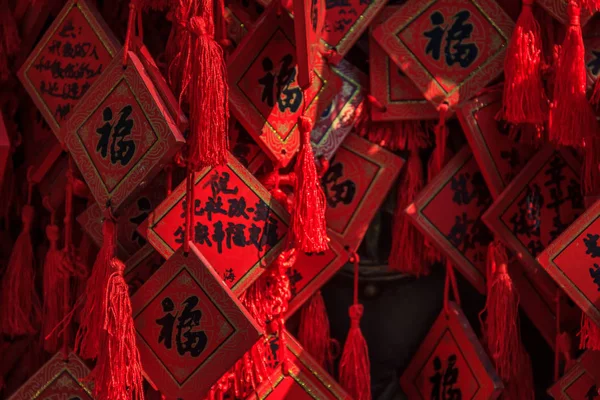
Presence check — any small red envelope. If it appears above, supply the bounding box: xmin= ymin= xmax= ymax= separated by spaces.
xmin=371 ymin=0 xmax=513 ymax=109
xmin=323 ymin=134 xmax=404 ymax=252
xmin=407 ymin=147 xmax=494 ymax=292
xmin=312 ymin=59 xmax=366 ymax=161
xmin=228 ymin=4 xmax=339 ymax=167
xmin=537 ymin=198 xmax=600 ymax=328
xmin=400 ymin=302 xmax=503 ymax=400
xmin=369 ymin=6 xmax=438 ymax=121
xmin=7 ymin=352 xmax=93 ymax=400
xmin=457 ymin=89 xmax=536 ymax=199
xmin=124 ymin=244 xmax=164 ymax=296
xmin=18 ymin=0 xmax=120 ymax=139
xmin=483 ymin=146 xmax=584 ymax=287
xmin=141 ymin=153 xmax=289 ymax=295
xmin=62 ymin=49 xmax=185 ymax=212
xmin=548 ymin=351 xmax=600 ymax=400
xmin=248 ymin=332 xmax=351 ymax=399
xmin=131 ymin=243 xmax=262 ymax=400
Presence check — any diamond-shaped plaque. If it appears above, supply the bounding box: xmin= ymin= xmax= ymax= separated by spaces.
xmin=132 ymin=243 xmax=262 ymax=400
xmin=536 ymin=0 xmax=591 ymax=26
xmin=400 ymin=302 xmax=503 ymax=400
xmin=77 ymin=171 xmax=171 ymax=260
xmin=62 ymin=49 xmax=185 ymax=212
xmin=369 ymin=6 xmax=438 ymax=121
xmin=18 ymin=0 xmax=120 ymax=139
xmin=322 ymin=134 xmax=404 ymax=251
xmin=140 ymin=153 xmax=289 ymax=295
xmin=407 ymin=147 xmax=493 ymax=292
xmin=537 ymin=199 xmax=600 ymax=328
xmin=249 ymin=332 xmax=351 ymax=399
xmin=585 ymin=35 xmax=600 ymax=92
xmin=372 ymin=0 xmax=513 ymax=109
xmin=311 ymin=59 xmax=366 ymax=161
xmin=124 ymin=244 xmax=164 ymax=296
xmin=286 ymin=232 xmax=346 ymax=317
xmin=457 ymin=89 xmax=536 ymax=199
xmin=230 ymin=119 xmax=268 ymax=174
xmin=7 ymin=352 xmax=93 ymax=400
xmin=548 ymin=351 xmax=600 ymax=399
xmin=228 ymin=4 xmax=340 ymax=167
xmin=483 ymin=146 xmax=584 ymax=284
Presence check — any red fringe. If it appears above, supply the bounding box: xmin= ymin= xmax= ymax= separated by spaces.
xmin=1 ymin=205 xmax=40 ymax=336
xmin=579 ymin=314 xmax=600 ymax=350
xmin=549 ymin=2 xmax=598 ymax=147
xmin=298 ymin=291 xmax=333 ymax=371
xmin=42 ymin=224 xmax=66 ymax=353
xmin=502 ymin=0 xmax=548 ymax=126
xmin=292 ymin=117 xmax=329 ymax=252
xmin=93 ymin=258 xmax=144 ymax=400
xmin=501 ymin=344 xmax=535 ymax=400
xmin=339 ymin=304 xmax=371 ymax=400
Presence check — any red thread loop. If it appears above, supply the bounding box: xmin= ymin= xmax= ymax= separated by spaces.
xmin=568 ymin=1 xmax=580 ymax=25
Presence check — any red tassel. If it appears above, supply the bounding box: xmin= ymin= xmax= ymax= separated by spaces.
xmin=579 ymin=314 xmax=600 ymax=350
xmin=298 ymin=291 xmax=333 ymax=371
xmin=292 ymin=117 xmax=329 ymax=253
xmin=0 ymin=0 xmax=20 ymax=82
xmin=42 ymin=224 xmax=66 ymax=353
xmin=1 ymin=205 xmax=41 ymax=336
xmin=389 ymin=151 xmax=429 ymax=276
xmin=501 ymin=344 xmax=535 ymax=400
xmin=177 ymin=0 xmax=229 ymax=170
xmin=549 ymin=2 xmax=598 ymax=148
xmin=339 ymin=254 xmax=371 ymax=400
xmin=93 ymin=258 xmax=144 ymax=400
xmin=75 ymin=217 xmax=116 ymax=360
xmin=502 ymin=0 xmax=548 ymax=126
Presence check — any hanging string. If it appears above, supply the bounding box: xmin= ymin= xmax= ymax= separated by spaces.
xmin=443 ymin=260 xmax=461 ymax=316
xmin=183 ymin=168 xmax=195 ymax=254
xmin=122 ymin=0 xmax=143 ymax=66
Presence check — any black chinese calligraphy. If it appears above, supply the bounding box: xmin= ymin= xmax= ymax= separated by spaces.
xmin=156 ymin=296 xmax=208 ymax=357
xmin=424 ymin=10 xmax=478 ymax=68
xmin=231 ymin=122 xmax=254 ymax=167
xmin=588 ymin=50 xmax=600 ymax=77
xmin=322 ymin=156 xmax=356 ymax=208
xmin=223 ymin=268 xmax=236 ymax=283
xmin=129 ymin=197 xmax=151 ymax=247
xmin=286 ymin=266 xmax=303 ymax=296
xmin=586 ymin=384 xmax=599 ymax=400
xmin=95 ymin=105 xmax=136 ymax=166
xmin=450 ymin=172 xmax=489 ymax=207
xmin=258 ymin=55 xmax=303 ymax=113
xmin=584 ymin=233 xmax=600 ymax=258
xmin=429 ymin=355 xmax=462 ymax=400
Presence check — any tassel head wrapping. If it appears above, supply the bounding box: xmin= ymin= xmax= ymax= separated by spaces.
xmin=502 ymin=0 xmax=548 ymax=125
xmin=1 ymin=205 xmax=41 ymax=336
xmin=292 ymin=117 xmax=329 ymax=252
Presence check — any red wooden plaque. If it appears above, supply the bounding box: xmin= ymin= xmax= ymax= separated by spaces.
xmin=286 ymin=232 xmax=347 ymax=317
xmin=371 ymin=0 xmax=514 ymax=109
xmin=140 ymin=153 xmax=289 ymax=295
xmin=227 ymin=0 xmax=265 ymax=30
xmin=457 ymin=89 xmax=536 ymax=199
xmin=548 ymin=351 xmax=600 ymax=400
xmin=320 ymin=0 xmax=387 ymax=62
xmin=131 ymin=243 xmax=262 ymax=400
xmin=311 ymin=59 xmax=366 ymax=161
xmin=249 ymin=332 xmax=351 ymax=399
xmin=536 ymin=0 xmax=591 ymax=26
xmin=18 ymin=0 xmax=120 ymax=139
xmin=7 ymin=352 xmax=93 ymax=400
xmin=322 ymin=134 xmax=404 ymax=251
xmin=229 ymin=119 xmax=268 ymax=174
xmin=537 ymin=199 xmax=600 ymax=327
xmin=225 ymin=6 xmax=250 ymax=49
xmin=0 ymin=113 xmax=10 ymax=190
xmin=585 ymin=36 xmax=600 ymax=92
xmin=124 ymin=244 xmax=164 ymax=296
xmin=369 ymin=6 xmax=438 ymax=121
xmin=293 ymin=0 xmax=325 ymax=88
xmin=228 ymin=4 xmax=340 ymax=167
xmin=77 ymin=171 xmax=170 ymax=260
xmin=400 ymin=302 xmax=503 ymax=400
xmin=62 ymin=49 xmax=185 ymax=212
xmin=406 ymin=147 xmax=493 ymax=292
xmin=483 ymin=146 xmax=584 ymax=287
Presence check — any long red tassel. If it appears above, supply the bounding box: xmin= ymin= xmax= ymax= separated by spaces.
xmin=292 ymin=116 xmax=329 ymax=253
xmin=579 ymin=314 xmax=600 ymax=350
xmin=0 ymin=204 xmax=41 ymax=336
xmin=549 ymin=1 xmax=597 ymax=147
xmin=0 ymin=0 xmax=20 ymax=82
xmin=42 ymin=222 xmax=65 ymax=353
xmin=339 ymin=253 xmax=371 ymax=400
xmin=75 ymin=216 xmax=116 ymax=360
xmin=93 ymin=258 xmax=144 ymax=400
xmin=298 ymin=290 xmax=333 ymax=371
xmin=502 ymin=0 xmax=548 ymax=126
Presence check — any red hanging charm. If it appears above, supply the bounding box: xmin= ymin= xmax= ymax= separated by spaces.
xmin=298 ymin=290 xmax=333 ymax=371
